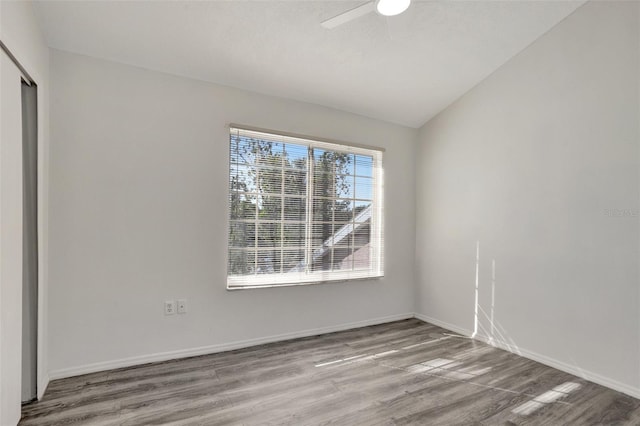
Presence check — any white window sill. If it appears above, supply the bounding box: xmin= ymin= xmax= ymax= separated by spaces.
xmin=226 ymin=273 xmax=384 ymax=290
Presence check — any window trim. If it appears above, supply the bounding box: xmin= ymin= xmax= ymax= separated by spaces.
xmin=226 ymin=125 xmax=384 ymax=290
xmin=227 ymin=274 xmax=384 ymax=291
xmin=228 ymin=123 xmax=385 ymax=153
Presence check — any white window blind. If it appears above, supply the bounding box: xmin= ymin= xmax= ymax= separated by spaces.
xmin=227 ymin=126 xmax=384 ymax=289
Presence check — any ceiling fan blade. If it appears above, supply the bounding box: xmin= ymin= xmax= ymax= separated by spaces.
xmin=321 ymin=2 xmax=376 ymax=29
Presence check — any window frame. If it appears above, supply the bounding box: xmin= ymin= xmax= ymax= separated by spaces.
xmin=226 ymin=125 xmax=384 ymax=290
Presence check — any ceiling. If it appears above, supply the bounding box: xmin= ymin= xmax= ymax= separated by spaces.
xmin=34 ymin=0 xmax=586 ymax=128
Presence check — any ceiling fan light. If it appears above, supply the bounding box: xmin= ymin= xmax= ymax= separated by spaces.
xmin=375 ymin=0 xmax=411 ymax=17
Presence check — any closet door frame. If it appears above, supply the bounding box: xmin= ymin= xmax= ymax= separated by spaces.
xmin=0 ymin=38 xmax=45 ymax=418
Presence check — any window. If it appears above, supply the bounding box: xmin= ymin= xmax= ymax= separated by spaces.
xmin=227 ymin=126 xmax=384 ymax=289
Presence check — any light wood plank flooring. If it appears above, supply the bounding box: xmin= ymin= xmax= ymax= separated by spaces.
xmin=20 ymin=319 xmax=640 ymax=425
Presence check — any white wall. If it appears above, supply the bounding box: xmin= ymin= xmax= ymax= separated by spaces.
xmin=0 ymin=1 xmax=50 ymax=423
xmin=48 ymin=50 xmax=417 ymax=376
xmin=415 ymin=0 xmax=639 ymax=397
xmin=0 ymin=49 xmax=25 ymax=426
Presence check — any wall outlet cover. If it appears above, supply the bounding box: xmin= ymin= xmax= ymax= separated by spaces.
xmin=177 ymin=299 xmax=187 ymax=314
xmin=164 ymin=300 xmax=176 ymax=315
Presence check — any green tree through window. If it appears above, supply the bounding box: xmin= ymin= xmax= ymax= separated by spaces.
xmin=227 ymin=127 xmax=383 ymax=288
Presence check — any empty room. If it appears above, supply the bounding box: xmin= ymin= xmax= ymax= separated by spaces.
xmin=0 ymin=0 xmax=639 ymax=424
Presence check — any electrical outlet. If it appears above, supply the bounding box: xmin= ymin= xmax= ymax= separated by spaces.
xmin=164 ymin=300 xmax=176 ymax=315
xmin=177 ymin=299 xmax=187 ymax=314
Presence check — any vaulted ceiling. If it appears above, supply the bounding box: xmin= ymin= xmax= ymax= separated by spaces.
xmin=34 ymin=0 xmax=585 ymax=128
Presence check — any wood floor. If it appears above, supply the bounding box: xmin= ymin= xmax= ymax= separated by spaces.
xmin=20 ymin=319 xmax=640 ymax=425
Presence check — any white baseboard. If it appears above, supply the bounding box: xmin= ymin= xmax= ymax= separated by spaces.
xmin=48 ymin=312 xmax=640 ymax=401
xmin=49 ymin=312 xmax=414 ymax=380
xmin=37 ymin=374 xmax=49 ymax=400
xmin=475 ymin=334 xmax=640 ymax=400
xmin=413 ymin=313 xmax=640 ymax=400
xmin=414 ymin=313 xmax=473 ymax=337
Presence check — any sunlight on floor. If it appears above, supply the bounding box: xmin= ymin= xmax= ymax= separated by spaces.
xmin=512 ymin=382 xmax=581 ymax=416
xmin=406 ymin=358 xmax=492 ymax=381
xmin=314 ymin=335 xmax=452 ymax=368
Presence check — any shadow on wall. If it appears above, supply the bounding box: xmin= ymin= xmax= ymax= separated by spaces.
xmin=470 ymin=241 xmax=593 ymax=387
xmin=472 ymin=241 xmax=521 ymax=354
xmin=467 ymin=243 xmax=584 ymax=417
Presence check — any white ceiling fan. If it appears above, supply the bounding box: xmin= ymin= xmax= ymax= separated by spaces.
xmin=321 ymin=0 xmax=412 ymax=29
